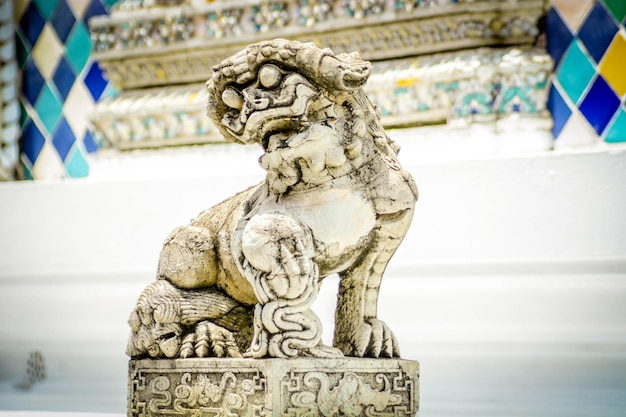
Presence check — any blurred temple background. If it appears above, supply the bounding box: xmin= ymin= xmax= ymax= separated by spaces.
xmin=1 ymin=0 xmax=625 ymax=415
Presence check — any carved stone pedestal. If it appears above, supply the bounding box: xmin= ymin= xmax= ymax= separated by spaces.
xmin=128 ymin=358 xmax=419 ymax=416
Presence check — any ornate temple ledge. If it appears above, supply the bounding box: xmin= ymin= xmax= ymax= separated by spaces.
xmin=89 ymin=46 xmax=551 ymax=149
xmin=90 ymin=0 xmax=544 ymax=90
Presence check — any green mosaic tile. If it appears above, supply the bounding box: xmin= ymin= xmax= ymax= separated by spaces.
xmin=34 ymin=83 xmax=63 ymax=134
xmin=32 ymin=0 xmax=60 ymax=20
xmin=556 ymin=39 xmax=596 ymax=105
xmin=602 ymin=0 xmax=626 ymax=23
xmin=19 ymin=100 xmax=29 ymax=128
xmin=64 ymin=146 xmax=89 ymax=177
xmin=65 ymin=22 xmax=92 ymax=74
xmin=605 ymin=107 xmax=626 ymax=143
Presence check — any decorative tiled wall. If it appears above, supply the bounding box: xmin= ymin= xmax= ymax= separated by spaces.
xmin=547 ymin=0 xmax=626 ymax=148
xmin=14 ymin=0 xmax=116 ymax=179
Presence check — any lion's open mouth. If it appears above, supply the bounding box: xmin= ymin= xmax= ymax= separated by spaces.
xmin=258 ymin=118 xmax=305 ymax=150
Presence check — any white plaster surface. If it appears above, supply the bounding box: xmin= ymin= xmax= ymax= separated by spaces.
xmin=0 ymin=137 xmax=625 ymax=415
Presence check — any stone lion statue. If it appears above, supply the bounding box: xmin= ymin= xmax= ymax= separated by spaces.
xmin=127 ymin=39 xmax=418 ymax=360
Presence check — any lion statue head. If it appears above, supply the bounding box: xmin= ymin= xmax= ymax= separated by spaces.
xmin=206 ymin=39 xmax=405 ymax=194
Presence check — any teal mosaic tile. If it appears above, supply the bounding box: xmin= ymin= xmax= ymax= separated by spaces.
xmin=604 ymin=107 xmax=626 ymax=143
xmin=65 ymin=22 xmax=92 ymax=74
xmin=556 ymin=39 xmax=596 ymax=105
xmin=34 ymin=82 xmax=63 ymax=134
xmin=64 ymin=146 xmax=89 ymax=177
xmin=32 ymin=0 xmax=61 ymax=20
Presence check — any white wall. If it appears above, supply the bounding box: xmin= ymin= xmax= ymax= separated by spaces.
xmin=0 ymin=138 xmax=625 ymax=415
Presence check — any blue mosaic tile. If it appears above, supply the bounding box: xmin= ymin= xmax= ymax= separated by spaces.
xmin=547 ymin=83 xmax=572 ymax=138
xmin=84 ymin=0 xmax=109 ymax=23
xmin=84 ymin=61 xmax=108 ymax=101
xmin=51 ymin=0 xmax=77 ymax=43
xmin=577 ymin=1 xmax=619 ymax=64
xmin=547 ymin=7 xmax=573 ymax=69
xmin=579 ymin=75 xmax=620 ymax=135
xmin=64 ymin=146 xmax=89 ymax=177
xmin=22 ymin=59 xmax=45 ymax=106
xmin=604 ymin=107 xmax=626 ymax=143
xmin=82 ymin=130 xmax=100 ymax=153
xmin=51 ymin=117 xmax=76 ymax=161
xmin=52 ymin=56 xmax=76 ymax=101
xmin=556 ymin=39 xmax=596 ymax=105
xmin=21 ymin=120 xmax=46 ymax=165
xmin=19 ymin=2 xmax=45 ymax=48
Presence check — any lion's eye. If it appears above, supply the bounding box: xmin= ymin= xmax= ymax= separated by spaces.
xmin=259 ymin=64 xmax=282 ymax=89
xmin=222 ymin=87 xmax=243 ymax=110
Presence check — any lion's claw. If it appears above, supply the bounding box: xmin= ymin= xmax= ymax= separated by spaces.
xmin=180 ymin=321 xmax=242 ymax=358
xmin=344 ymin=318 xmax=400 ymax=358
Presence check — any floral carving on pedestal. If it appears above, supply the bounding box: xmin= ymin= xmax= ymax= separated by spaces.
xmin=283 ymin=369 xmax=416 ymax=416
xmin=129 ymin=367 xmax=268 ymax=417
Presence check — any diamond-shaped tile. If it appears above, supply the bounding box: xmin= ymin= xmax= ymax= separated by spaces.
xmin=64 ymin=146 xmax=89 ymax=178
xmin=64 ymin=82 xmax=93 ymax=135
xmin=18 ymin=100 xmax=28 ymax=128
xmin=20 ymin=159 xmax=34 ymax=180
xmin=52 ymin=117 xmax=76 ymax=161
xmin=33 ymin=141 xmax=66 ymax=179
xmin=554 ymin=108 xmax=599 ymax=149
xmin=83 ymin=0 xmax=108 ymax=24
xmin=66 ymin=0 xmax=90 ymax=18
xmin=65 ymin=21 xmax=92 ymax=74
xmin=579 ymin=75 xmax=620 ymax=135
xmin=547 ymin=7 xmax=574 ymax=69
xmin=84 ymin=61 xmax=108 ymax=101
xmin=51 ymin=0 xmax=77 ymax=43
xmin=19 ymin=2 xmax=45 ymax=48
xmin=21 ymin=59 xmax=45 ymax=106
xmin=52 ymin=56 xmax=76 ymax=101
xmin=599 ymin=32 xmax=626 ymax=98
xmin=15 ymin=33 xmax=29 ymax=68
xmin=32 ymin=0 xmax=60 ymax=20
xmin=101 ymin=0 xmax=118 ymax=9
xmin=34 ymin=82 xmax=63 ymax=134
xmin=20 ymin=120 xmax=46 ymax=165
xmin=551 ymin=0 xmax=594 ymax=32
xmin=577 ymin=1 xmax=619 ymax=64
xmin=556 ymin=39 xmax=597 ymax=105
xmin=31 ymin=25 xmax=64 ymax=80
xmin=13 ymin=0 xmax=29 ymax=22
xmin=82 ymin=130 xmax=99 ymax=153
xmin=604 ymin=107 xmax=626 ymax=143
xmin=602 ymin=0 xmax=626 ymax=23
xmin=547 ymin=83 xmax=572 ymax=139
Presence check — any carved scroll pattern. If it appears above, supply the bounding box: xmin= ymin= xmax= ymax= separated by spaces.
xmin=282 ymin=369 xmax=417 ymax=416
xmin=129 ymin=368 xmax=268 ymax=416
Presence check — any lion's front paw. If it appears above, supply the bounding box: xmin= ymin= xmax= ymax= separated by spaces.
xmin=337 ymin=318 xmax=400 ymax=358
xmin=180 ymin=321 xmax=242 ymax=358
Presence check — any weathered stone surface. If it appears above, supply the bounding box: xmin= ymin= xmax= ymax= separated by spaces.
xmin=129 ymin=358 xmax=419 ymax=416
